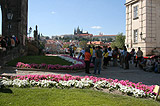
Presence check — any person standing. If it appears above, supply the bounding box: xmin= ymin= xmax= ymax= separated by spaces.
xmin=103 ymin=48 xmax=109 ymax=67
xmin=78 ymin=47 xmax=85 ymax=60
xmin=107 ymin=47 xmax=112 ymax=66
xmin=112 ymin=47 xmax=119 ymax=66
xmin=12 ymin=35 xmax=17 ymax=46
xmin=94 ymin=46 xmax=103 ymax=74
xmin=92 ymin=46 xmax=96 ymax=65
xmin=119 ymin=48 xmax=123 ymax=68
xmin=124 ymin=47 xmax=129 ymax=69
xmin=130 ymin=48 xmax=136 ymax=64
xmin=0 ymin=37 xmax=7 ymax=56
xmin=73 ymin=46 xmax=77 ymax=57
xmin=135 ymin=47 xmax=143 ymax=67
xmin=11 ymin=37 xmax=15 ymax=48
xmin=69 ymin=45 xmax=73 ymax=57
xmin=84 ymin=47 xmax=91 ymax=74
xmin=89 ymin=45 xmax=93 ymax=62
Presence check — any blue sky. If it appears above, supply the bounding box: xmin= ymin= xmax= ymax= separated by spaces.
xmin=1 ymin=0 xmax=126 ymax=36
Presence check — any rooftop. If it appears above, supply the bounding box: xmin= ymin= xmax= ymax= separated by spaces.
xmin=93 ymin=35 xmax=117 ymax=37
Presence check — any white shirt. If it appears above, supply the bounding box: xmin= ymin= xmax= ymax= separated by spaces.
xmin=108 ymin=50 xmax=113 ymax=56
xmin=81 ymin=50 xmax=85 ymax=55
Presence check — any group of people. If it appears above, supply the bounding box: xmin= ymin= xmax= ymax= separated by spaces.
xmin=0 ymin=35 xmax=19 ymax=56
xmin=138 ymin=55 xmax=160 ymax=73
xmin=69 ymin=45 xmax=77 ymax=57
xmin=78 ymin=45 xmax=103 ymax=74
xmin=78 ymin=45 xmax=160 ymax=74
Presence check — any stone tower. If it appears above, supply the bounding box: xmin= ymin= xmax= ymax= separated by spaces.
xmin=0 ymin=0 xmax=28 ymax=45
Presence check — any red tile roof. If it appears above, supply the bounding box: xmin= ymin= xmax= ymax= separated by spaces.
xmin=87 ymin=41 xmax=105 ymax=45
xmin=46 ymin=40 xmax=56 ymax=44
xmin=77 ymin=34 xmax=93 ymax=36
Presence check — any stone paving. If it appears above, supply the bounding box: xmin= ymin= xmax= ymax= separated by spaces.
xmin=0 ymin=64 xmax=160 ymax=85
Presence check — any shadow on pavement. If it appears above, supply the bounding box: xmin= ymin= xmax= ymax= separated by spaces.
xmin=0 ymin=88 xmax=13 ymax=94
xmin=0 ymin=67 xmax=16 ymax=74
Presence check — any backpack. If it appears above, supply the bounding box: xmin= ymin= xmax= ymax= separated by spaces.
xmin=127 ymin=52 xmax=131 ymax=60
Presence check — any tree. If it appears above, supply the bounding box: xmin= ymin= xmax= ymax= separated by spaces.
xmin=111 ymin=33 xmax=125 ymax=49
xmin=111 ymin=42 xmax=116 ymax=49
xmin=79 ymin=41 xmax=88 ymax=48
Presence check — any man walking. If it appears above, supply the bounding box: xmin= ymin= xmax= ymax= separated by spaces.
xmin=94 ymin=46 xmax=103 ymax=74
xmin=135 ymin=47 xmax=143 ymax=67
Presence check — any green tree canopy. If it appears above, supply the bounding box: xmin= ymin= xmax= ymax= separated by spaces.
xmin=111 ymin=33 xmax=125 ymax=49
xmin=79 ymin=41 xmax=88 ymax=48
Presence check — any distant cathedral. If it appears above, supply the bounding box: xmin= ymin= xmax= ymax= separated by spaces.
xmin=74 ymin=26 xmax=88 ymax=35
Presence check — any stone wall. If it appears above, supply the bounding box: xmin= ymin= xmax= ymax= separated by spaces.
xmin=0 ymin=0 xmax=28 ymax=66
xmin=0 ymin=46 xmax=27 ymax=66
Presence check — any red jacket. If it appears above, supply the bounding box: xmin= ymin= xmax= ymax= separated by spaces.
xmin=84 ymin=52 xmax=91 ymax=61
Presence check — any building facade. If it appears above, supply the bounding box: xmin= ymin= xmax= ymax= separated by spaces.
xmin=125 ymin=0 xmax=160 ymax=56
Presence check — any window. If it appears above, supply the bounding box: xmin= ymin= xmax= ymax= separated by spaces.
xmin=134 ymin=29 xmax=138 ymax=43
xmin=133 ymin=6 xmax=138 ymax=19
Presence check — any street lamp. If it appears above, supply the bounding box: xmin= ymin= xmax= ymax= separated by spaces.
xmin=7 ymin=10 xmax=13 ymax=36
xmin=140 ymin=32 xmax=143 ymax=39
xmin=140 ymin=32 xmax=146 ymax=41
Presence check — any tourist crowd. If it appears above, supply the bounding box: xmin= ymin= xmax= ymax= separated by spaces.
xmin=68 ymin=45 xmax=77 ymax=57
xmin=0 ymin=35 xmax=19 ymax=56
xmin=78 ymin=45 xmax=160 ymax=74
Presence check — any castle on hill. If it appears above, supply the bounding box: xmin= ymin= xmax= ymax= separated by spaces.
xmin=74 ymin=26 xmax=88 ymax=35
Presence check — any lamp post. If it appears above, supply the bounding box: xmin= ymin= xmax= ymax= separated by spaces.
xmin=140 ymin=32 xmax=146 ymax=41
xmin=7 ymin=10 xmax=13 ymax=36
xmin=140 ymin=32 xmax=143 ymax=40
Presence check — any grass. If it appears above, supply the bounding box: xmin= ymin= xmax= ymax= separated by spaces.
xmin=7 ymin=56 xmax=72 ymax=66
xmin=0 ymin=88 xmax=160 ymax=106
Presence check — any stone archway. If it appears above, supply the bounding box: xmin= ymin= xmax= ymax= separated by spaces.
xmin=0 ymin=0 xmax=28 ymax=45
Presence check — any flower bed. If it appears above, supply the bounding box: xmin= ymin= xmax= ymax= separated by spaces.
xmin=16 ymin=55 xmax=94 ymax=70
xmin=0 ymin=74 xmax=156 ymax=99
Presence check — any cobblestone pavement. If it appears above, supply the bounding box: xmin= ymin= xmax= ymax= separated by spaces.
xmin=0 ymin=64 xmax=160 ymax=85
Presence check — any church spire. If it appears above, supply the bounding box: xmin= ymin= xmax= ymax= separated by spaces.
xmin=77 ymin=26 xmax=80 ymax=34
xmin=74 ymin=28 xmax=76 ymax=35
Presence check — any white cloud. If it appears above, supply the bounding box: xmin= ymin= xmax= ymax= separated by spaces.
xmin=51 ymin=11 xmax=56 ymax=14
xmin=91 ymin=26 xmax=102 ymax=29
